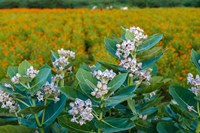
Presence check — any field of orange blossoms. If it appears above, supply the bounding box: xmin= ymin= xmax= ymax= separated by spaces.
xmin=0 ymin=8 xmax=199 ymax=85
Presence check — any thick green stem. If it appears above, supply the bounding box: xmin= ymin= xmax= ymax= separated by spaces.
xmin=196 ymin=102 xmax=200 ymax=133
xmin=15 ymin=98 xmax=30 ymax=107
xmin=60 ymin=71 xmax=65 ymax=87
xmin=41 ymin=99 xmax=47 ymax=124
xmin=98 ymin=98 xmax=104 ymax=133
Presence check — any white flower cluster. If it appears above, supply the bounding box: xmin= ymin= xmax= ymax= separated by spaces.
xmin=11 ymin=66 xmax=39 ymax=84
xmin=116 ymin=40 xmax=135 ymax=59
xmin=36 ymin=81 xmax=61 ymax=103
xmin=53 ymin=48 xmax=75 ymax=71
xmin=91 ymin=69 xmax=116 ymax=98
xmin=187 ymin=73 xmax=200 ymax=95
xmin=11 ymin=73 xmax=21 ymax=84
xmin=0 ymin=89 xmax=19 ymax=112
xmin=27 ymin=66 xmax=39 ymax=79
xmin=128 ymin=26 xmax=148 ymax=45
xmin=119 ymin=57 xmax=151 ymax=83
xmin=68 ymin=98 xmax=93 ymax=125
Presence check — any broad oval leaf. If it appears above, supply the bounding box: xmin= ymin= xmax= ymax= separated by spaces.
xmin=58 ymin=114 xmax=96 ymax=133
xmin=169 ymin=85 xmax=197 ymax=111
xmin=104 ymin=38 xmax=119 ymax=59
xmin=7 ymin=66 xmax=18 ymax=78
xmin=0 ymin=125 xmax=35 ymax=133
xmin=157 ymin=122 xmax=179 ymax=133
xmin=125 ymin=30 xmax=135 ymax=41
xmin=97 ymin=117 xmax=135 ymax=132
xmin=43 ymin=94 xmax=66 ymax=127
xmin=98 ymin=61 xmax=128 ymax=73
xmin=18 ymin=60 xmax=31 ymax=76
xmin=137 ymin=34 xmax=162 ymax=52
xmin=191 ymin=49 xmax=200 ymax=73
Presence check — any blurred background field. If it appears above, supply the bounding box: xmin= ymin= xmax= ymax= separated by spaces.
xmin=0 ymin=8 xmax=199 ymax=86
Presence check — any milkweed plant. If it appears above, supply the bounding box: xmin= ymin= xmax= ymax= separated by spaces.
xmin=0 ymin=26 xmax=199 ymax=133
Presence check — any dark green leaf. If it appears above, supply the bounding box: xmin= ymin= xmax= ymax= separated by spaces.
xmin=97 ymin=117 xmax=134 ymax=132
xmin=137 ymin=34 xmax=162 ymax=52
xmin=0 ymin=125 xmax=35 ymax=133
xmin=18 ymin=105 xmax=46 ymax=115
xmin=58 ymin=114 xmax=96 ymax=133
xmin=29 ymin=67 xmax=51 ymax=94
xmin=98 ymin=61 xmax=128 ymax=73
xmin=104 ymin=38 xmax=119 ymax=59
xmin=43 ymin=94 xmax=66 ymax=127
xmin=169 ymin=85 xmax=197 ymax=111
xmin=191 ymin=49 xmax=200 ymax=73
xmin=157 ymin=122 xmax=179 ymax=133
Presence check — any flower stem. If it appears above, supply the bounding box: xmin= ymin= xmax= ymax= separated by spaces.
xmin=60 ymin=71 xmax=65 ymax=87
xmin=15 ymin=98 xmax=30 ymax=107
xmin=41 ymin=99 xmax=47 ymax=125
xmin=196 ymin=102 xmax=200 ymax=133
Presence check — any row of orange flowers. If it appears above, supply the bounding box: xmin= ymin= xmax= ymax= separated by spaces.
xmin=0 ymin=8 xmax=200 ymax=86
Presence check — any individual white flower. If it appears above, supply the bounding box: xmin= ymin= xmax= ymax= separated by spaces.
xmin=11 ymin=73 xmax=21 ymax=84
xmin=36 ymin=91 xmax=44 ymax=102
xmin=189 ymin=87 xmax=198 ymax=96
xmin=139 ymin=114 xmax=148 ymax=120
xmin=27 ymin=66 xmax=39 ymax=79
xmin=187 ymin=105 xmax=194 ymax=112
xmin=68 ymin=98 xmax=93 ymax=125
xmin=4 ymin=83 xmax=14 ymax=91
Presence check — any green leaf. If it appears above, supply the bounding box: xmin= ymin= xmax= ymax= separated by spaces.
xmin=141 ymin=51 xmax=164 ymax=69
xmin=76 ymin=68 xmax=99 ymax=102
xmin=125 ymin=30 xmax=135 ymax=41
xmin=7 ymin=66 xmax=18 ymax=78
xmin=0 ymin=118 xmax=18 ymax=126
xmin=137 ymin=34 xmax=162 ymax=52
xmin=58 ymin=114 xmax=96 ymax=133
xmin=105 ymin=85 xmax=136 ymax=107
xmin=136 ymin=120 xmax=157 ymax=133
xmin=0 ymin=125 xmax=35 ymax=133
xmin=59 ymin=85 xmax=88 ymax=100
xmin=157 ymin=122 xmax=179 ymax=133
xmin=140 ymin=107 xmax=158 ymax=115
xmin=191 ymin=49 xmax=200 ymax=73
xmin=29 ymin=67 xmax=51 ymax=94
xmin=18 ymin=105 xmax=46 ymax=115
xmin=51 ymin=50 xmax=59 ymax=62
xmin=43 ymin=94 xmax=66 ymax=127
xmin=18 ymin=60 xmax=31 ymax=76
xmin=98 ymin=61 xmax=128 ymax=73
xmin=138 ymin=46 xmax=162 ymax=60
xmin=97 ymin=117 xmax=134 ymax=132
xmin=169 ymin=85 xmax=197 ymax=111
xmin=108 ymin=73 xmax=128 ymax=92
xmin=104 ymin=38 xmax=119 ymax=59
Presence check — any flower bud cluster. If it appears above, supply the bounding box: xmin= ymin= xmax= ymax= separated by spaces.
xmin=11 ymin=73 xmax=21 ymax=84
xmin=187 ymin=73 xmax=200 ymax=95
xmin=127 ymin=26 xmax=148 ymax=45
xmin=120 ymin=57 xmax=151 ymax=83
xmin=116 ymin=40 xmax=135 ymax=59
xmin=36 ymin=81 xmax=61 ymax=103
xmin=4 ymin=83 xmax=14 ymax=91
xmin=91 ymin=69 xmax=116 ymax=98
xmin=0 ymin=89 xmax=19 ymax=112
xmin=68 ymin=98 xmax=93 ymax=125
xmin=27 ymin=66 xmax=39 ymax=79
xmin=53 ymin=48 xmax=75 ymax=71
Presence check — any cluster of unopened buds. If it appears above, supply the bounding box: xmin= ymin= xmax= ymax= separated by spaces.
xmin=0 ymin=89 xmax=19 ymax=112
xmin=68 ymin=98 xmax=93 ymax=125
xmin=187 ymin=73 xmax=200 ymax=95
xmin=36 ymin=80 xmax=61 ymax=103
xmin=91 ymin=69 xmax=116 ymax=98
xmin=11 ymin=66 xmax=39 ymax=84
xmin=53 ymin=48 xmax=75 ymax=71
xmin=127 ymin=26 xmax=148 ymax=45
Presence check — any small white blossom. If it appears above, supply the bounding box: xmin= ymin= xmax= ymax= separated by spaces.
xmin=11 ymin=73 xmax=21 ymax=84
xmin=58 ymin=48 xmax=75 ymax=59
xmin=4 ymin=83 xmax=14 ymax=91
xmin=36 ymin=91 xmax=44 ymax=102
xmin=187 ymin=105 xmax=194 ymax=112
xmin=27 ymin=66 xmax=39 ymax=79
xmin=139 ymin=114 xmax=148 ymax=120
xmin=68 ymin=98 xmax=93 ymax=125
xmin=187 ymin=73 xmax=200 ymax=95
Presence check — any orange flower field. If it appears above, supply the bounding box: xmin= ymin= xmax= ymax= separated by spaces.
xmin=0 ymin=8 xmax=200 ymax=85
